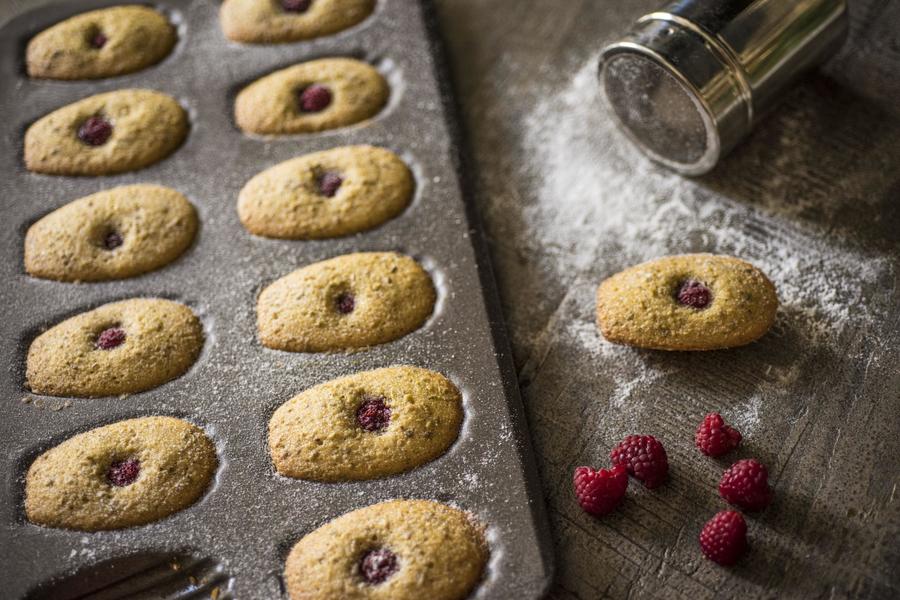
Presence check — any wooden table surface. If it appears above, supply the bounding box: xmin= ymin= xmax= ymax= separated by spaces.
xmin=434 ymin=1 xmax=900 ymax=599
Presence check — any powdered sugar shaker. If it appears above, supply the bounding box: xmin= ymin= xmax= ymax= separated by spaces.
xmin=599 ymin=0 xmax=848 ymax=175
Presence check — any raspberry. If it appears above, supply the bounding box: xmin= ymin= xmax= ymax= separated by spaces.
xmin=106 ymin=458 xmax=140 ymax=487
xmin=359 ymin=548 xmax=398 ymax=584
xmin=77 ymin=115 xmax=113 ymax=146
xmin=610 ymin=434 xmax=668 ymax=489
xmin=96 ymin=327 xmax=126 ymax=350
xmin=676 ymin=279 xmax=711 ymax=309
xmin=573 ymin=464 xmax=628 ymax=516
xmin=90 ymin=32 xmax=107 ymax=49
xmin=699 ymin=510 xmax=747 ymax=565
xmin=281 ymin=0 xmax=312 ymax=12
xmin=297 ymin=84 xmax=332 ymax=112
xmin=103 ymin=231 xmax=123 ymax=250
xmin=317 ymin=171 xmax=343 ymax=197
xmin=335 ymin=292 xmax=355 ymax=314
xmin=695 ymin=413 xmax=742 ymax=457
xmin=356 ymin=396 xmax=390 ymax=432
xmin=719 ymin=458 xmax=772 ymax=511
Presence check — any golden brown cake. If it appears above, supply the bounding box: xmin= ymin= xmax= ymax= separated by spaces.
xmin=283 ymin=499 xmax=488 ymax=600
xmin=26 ymin=5 xmax=176 ymax=80
xmin=596 ymin=254 xmax=778 ymax=350
xmin=238 ymin=145 xmax=413 ymax=239
xmin=24 ymin=89 xmax=188 ymax=176
xmin=257 ymin=252 xmax=435 ymax=352
xmin=220 ymin=0 xmax=374 ymax=44
xmin=25 ymin=416 xmax=216 ymax=531
xmin=235 ymin=58 xmax=388 ymax=135
xmin=27 ymin=298 xmax=204 ymax=397
xmin=25 ymin=184 xmax=197 ymax=282
xmin=269 ymin=366 xmax=463 ymax=481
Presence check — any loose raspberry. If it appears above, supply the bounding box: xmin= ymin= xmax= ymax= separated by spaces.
xmin=103 ymin=231 xmax=123 ymax=250
xmin=677 ymin=279 xmax=711 ymax=309
xmin=719 ymin=458 xmax=772 ymax=511
xmin=356 ymin=396 xmax=390 ymax=432
xmin=695 ymin=413 xmax=742 ymax=457
xmin=96 ymin=327 xmax=126 ymax=350
xmin=317 ymin=171 xmax=343 ymax=197
xmin=610 ymin=434 xmax=668 ymax=489
xmin=335 ymin=292 xmax=354 ymax=314
xmin=699 ymin=510 xmax=747 ymax=565
xmin=359 ymin=548 xmax=398 ymax=584
xmin=106 ymin=458 xmax=140 ymax=487
xmin=77 ymin=115 xmax=113 ymax=146
xmin=281 ymin=0 xmax=312 ymax=13
xmin=573 ymin=464 xmax=628 ymax=516
xmin=298 ymin=84 xmax=332 ymax=112
xmin=90 ymin=32 xmax=107 ymax=49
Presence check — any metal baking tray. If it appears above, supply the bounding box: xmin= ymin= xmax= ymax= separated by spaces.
xmin=0 ymin=0 xmax=553 ymax=597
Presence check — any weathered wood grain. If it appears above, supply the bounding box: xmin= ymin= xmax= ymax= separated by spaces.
xmin=434 ymin=1 xmax=900 ymax=598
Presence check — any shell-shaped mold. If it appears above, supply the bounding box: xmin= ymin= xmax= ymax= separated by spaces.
xmin=26 ymin=298 xmax=204 ymax=397
xmin=234 ymin=58 xmax=388 ymax=134
xmin=25 ymin=416 xmax=217 ymax=531
xmin=220 ymin=0 xmax=374 ymax=44
xmin=269 ymin=366 xmax=462 ymax=481
xmin=26 ymin=6 xmax=177 ymax=80
xmin=238 ymin=145 xmax=413 ymax=239
xmin=24 ymin=89 xmax=188 ymax=176
xmin=25 ymin=184 xmax=198 ymax=282
xmin=257 ymin=252 xmax=435 ymax=352
xmin=284 ymin=500 xmax=488 ymax=600
xmin=596 ymin=254 xmax=778 ymax=351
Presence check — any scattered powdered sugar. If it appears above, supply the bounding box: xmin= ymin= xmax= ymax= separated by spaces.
xmin=563 ymin=312 xmax=669 ymax=409
xmin=516 ymin=58 xmax=894 ymax=424
xmin=727 ymin=395 xmax=762 ymax=437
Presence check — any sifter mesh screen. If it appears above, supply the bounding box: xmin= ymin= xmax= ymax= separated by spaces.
xmin=602 ymin=52 xmax=710 ymax=166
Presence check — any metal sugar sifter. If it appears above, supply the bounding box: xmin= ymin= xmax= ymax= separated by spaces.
xmin=599 ymin=0 xmax=848 ymax=175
